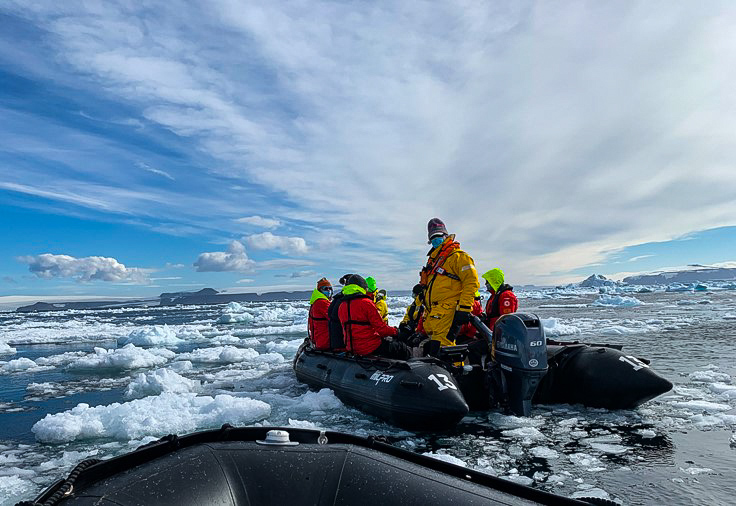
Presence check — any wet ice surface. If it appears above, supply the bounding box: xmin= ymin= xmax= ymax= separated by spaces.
xmin=1 ymin=289 xmax=736 ymax=505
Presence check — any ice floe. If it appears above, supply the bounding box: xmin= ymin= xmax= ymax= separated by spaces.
xmin=0 ymin=341 xmax=16 ymax=355
xmin=32 ymin=392 xmax=271 ymax=443
xmin=67 ymin=345 xmax=175 ymax=371
xmin=124 ymin=368 xmax=201 ymax=399
xmin=175 ymin=345 xmax=284 ymax=365
xmin=591 ymin=294 xmax=644 ymax=307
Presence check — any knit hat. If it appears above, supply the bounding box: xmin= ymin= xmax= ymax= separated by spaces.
xmin=317 ymin=277 xmax=332 ymax=290
xmin=427 ymin=218 xmax=448 ymax=241
xmin=345 ymin=274 xmax=368 ymax=290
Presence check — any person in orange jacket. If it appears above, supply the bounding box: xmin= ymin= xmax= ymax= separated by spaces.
xmin=419 ymin=218 xmax=480 ymax=347
xmin=308 ymin=277 xmax=333 ymax=349
xmin=481 ymin=268 xmax=518 ymax=329
xmin=338 ymin=275 xmax=410 ymax=359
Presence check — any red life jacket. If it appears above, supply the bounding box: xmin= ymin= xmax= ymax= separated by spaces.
xmin=485 ymin=285 xmax=518 ymax=328
xmin=308 ymin=298 xmax=331 ymax=349
xmin=338 ymin=294 xmax=396 ymax=355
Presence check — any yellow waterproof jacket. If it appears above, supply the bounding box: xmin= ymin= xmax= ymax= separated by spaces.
xmin=401 ymin=295 xmax=423 ymax=325
xmin=424 ymin=239 xmax=479 ymax=313
xmin=375 ymin=298 xmax=388 ymax=322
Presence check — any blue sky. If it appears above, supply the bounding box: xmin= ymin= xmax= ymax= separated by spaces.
xmin=1 ymin=2 xmax=735 ymax=300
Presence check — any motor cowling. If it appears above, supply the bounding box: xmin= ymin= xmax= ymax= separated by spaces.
xmin=491 ymin=313 xmax=548 ymax=416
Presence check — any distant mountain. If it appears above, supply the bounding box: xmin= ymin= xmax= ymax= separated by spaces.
xmin=623 ymin=266 xmax=736 ymax=285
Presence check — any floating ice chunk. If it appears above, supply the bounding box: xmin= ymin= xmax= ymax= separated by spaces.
xmin=290 ymin=388 xmax=344 ymax=412
xmin=37 ymin=449 xmax=100 ymax=472
xmin=0 ymin=341 xmax=16 ymax=355
xmin=120 ymin=325 xmax=181 ymax=346
xmin=588 ymin=443 xmax=629 ymax=454
xmin=688 ymin=370 xmax=731 ymax=383
xmin=487 ymin=413 xmax=546 ymax=429
xmin=125 ymin=368 xmax=201 ymax=399
xmin=636 ymin=429 xmax=657 ymax=438
xmin=568 ymin=453 xmax=604 ymax=468
xmin=169 ymin=360 xmax=193 ymax=372
xmin=287 ymin=418 xmax=321 ymax=429
xmin=0 ymin=475 xmax=31 ymax=504
xmin=176 ymin=345 xmax=282 ymax=365
xmin=570 ymin=488 xmax=611 ymax=500
xmin=708 ymin=383 xmax=736 ymax=399
xmin=724 ymin=313 xmax=736 ymax=320
xmin=539 ymin=318 xmax=581 ymax=337
xmin=0 ymin=357 xmax=41 ymax=373
xmin=232 ymin=324 xmax=307 ymax=336
xmin=504 ymin=474 xmax=533 ymax=485
xmin=32 ymin=392 xmax=271 ymax=443
xmin=531 ymin=446 xmax=559 ymax=459
xmin=501 ymin=427 xmax=546 ymax=443
xmin=730 ymin=433 xmax=736 ymax=447
xmin=591 ymin=294 xmax=643 ymax=307
xmin=690 ymin=413 xmax=736 ymax=428
xmin=672 ymin=400 xmax=731 ymax=412
xmin=265 ymin=339 xmax=305 ymax=355
xmin=421 ymin=452 xmax=467 ymax=467
xmin=67 ymin=344 xmax=175 ymax=370
xmin=680 ymin=467 xmax=713 ymax=475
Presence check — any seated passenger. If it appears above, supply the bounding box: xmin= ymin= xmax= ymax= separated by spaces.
xmin=398 ymin=283 xmax=425 ymax=341
xmin=308 ymin=277 xmax=333 ymax=350
xmin=456 ymin=291 xmax=484 ymax=343
xmin=481 ymin=268 xmax=518 ymax=329
xmin=326 ymin=273 xmax=356 ymax=351
xmin=338 ymin=275 xmax=410 ymax=359
xmin=374 ymin=289 xmax=389 ymax=323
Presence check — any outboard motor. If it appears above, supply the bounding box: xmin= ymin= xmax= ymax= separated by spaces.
xmin=478 ymin=313 xmax=548 ymax=416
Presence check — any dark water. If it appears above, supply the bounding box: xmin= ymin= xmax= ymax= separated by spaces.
xmin=0 ymin=291 xmax=735 ymax=505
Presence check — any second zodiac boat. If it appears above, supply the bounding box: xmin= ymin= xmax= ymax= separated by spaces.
xmin=294 ymin=313 xmax=673 ymax=430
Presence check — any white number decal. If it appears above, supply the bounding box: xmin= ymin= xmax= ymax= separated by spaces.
xmin=428 ymin=373 xmax=458 ymax=391
xmin=529 ymin=340 xmax=543 ymax=347
xmin=619 ymin=355 xmax=649 ymax=371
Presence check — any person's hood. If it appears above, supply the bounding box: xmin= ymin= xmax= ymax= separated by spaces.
xmin=342 ymin=284 xmax=367 ymax=296
xmin=482 ymin=268 xmax=505 ymax=292
xmin=309 ymin=288 xmax=329 ymax=304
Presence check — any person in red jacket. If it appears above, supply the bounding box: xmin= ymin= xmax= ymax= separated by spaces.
xmin=338 ymin=275 xmax=410 ymax=359
xmin=457 ymin=291 xmax=484 ymax=342
xmin=308 ymin=277 xmax=333 ymax=350
xmin=481 ymin=268 xmax=518 ymax=329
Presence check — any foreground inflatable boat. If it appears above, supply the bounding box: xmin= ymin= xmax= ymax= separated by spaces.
xmin=294 ymin=313 xmax=673 ymax=429
xmin=23 ymin=426 xmax=603 ymax=506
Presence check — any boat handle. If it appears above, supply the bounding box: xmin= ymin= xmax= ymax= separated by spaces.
xmin=400 ymin=380 xmax=423 ymax=389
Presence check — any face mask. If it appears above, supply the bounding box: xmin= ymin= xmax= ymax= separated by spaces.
xmin=320 ymin=288 xmax=333 ymax=297
xmin=430 ymin=236 xmax=445 ymax=249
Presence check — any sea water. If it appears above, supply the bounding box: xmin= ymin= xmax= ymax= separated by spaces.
xmin=1 ymin=288 xmax=735 ymax=505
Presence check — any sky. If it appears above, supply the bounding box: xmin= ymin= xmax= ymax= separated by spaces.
xmin=1 ymin=1 xmax=736 ymax=300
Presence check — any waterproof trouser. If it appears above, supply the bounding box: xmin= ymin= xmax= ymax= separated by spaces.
xmin=422 ymin=302 xmax=458 ymax=346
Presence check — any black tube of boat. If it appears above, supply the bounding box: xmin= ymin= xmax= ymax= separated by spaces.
xmin=470 ymin=315 xmax=493 ymax=347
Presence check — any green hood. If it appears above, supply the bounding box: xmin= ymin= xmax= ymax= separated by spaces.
xmin=342 ymin=284 xmax=367 ymax=296
xmin=309 ymin=288 xmax=329 ymax=304
xmin=482 ymin=268 xmax=505 ymax=292
xmin=365 ymin=276 xmax=377 ymax=292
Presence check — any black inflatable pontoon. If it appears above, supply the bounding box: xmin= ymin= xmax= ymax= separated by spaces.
xmin=294 ymin=313 xmax=672 ymax=429
xmin=23 ymin=426 xmax=600 ymax=506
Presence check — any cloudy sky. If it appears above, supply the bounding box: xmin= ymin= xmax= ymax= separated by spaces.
xmin=1 ymin=1 xmax=735 ymax=299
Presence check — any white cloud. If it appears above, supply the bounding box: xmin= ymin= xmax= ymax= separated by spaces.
xmin=245 ymin=232 xmax=309 ymax=255
xmin=136 ymin=162 xmax=175 ymax=181
xmin=193 ymin=240 xmax=255 ymax=272
xmin=236 ymin=278 xmax=254 ymax=283
xmin=18 ymin=253 xmax=150 ymax=283
xmin=628 ymin=255 xmax=655 ymax=262
xmin=235 ymin=215 xmax=281 ymax=229
xmin=4 ymin=2 xmax=736 ymax=284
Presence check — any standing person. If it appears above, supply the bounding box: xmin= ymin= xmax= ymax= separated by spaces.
xmin=338 ymin=275 xmax=410 ymax=359
xmin=375 ymin=289 xmax=389 ymax=323
xmin=308 ymin=278 xmax=333 ymax=350
xmin=420 ymin=218 xmax=480 ymax=347
xmin=481 ymin=268 xmax=518 ymax=329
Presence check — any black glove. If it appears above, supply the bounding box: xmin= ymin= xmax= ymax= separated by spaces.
xmin=452 ymin=310 xmax=471 ymax=326
xmin=397 ymin=322 xmax=413 ymax=341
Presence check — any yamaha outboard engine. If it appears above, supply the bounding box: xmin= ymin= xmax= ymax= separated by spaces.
xmin=483 ymin=313 xmax=548 ymax=416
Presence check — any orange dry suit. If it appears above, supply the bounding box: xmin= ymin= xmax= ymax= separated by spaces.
xmin=419 ymin=235 xmax=480 ymax=346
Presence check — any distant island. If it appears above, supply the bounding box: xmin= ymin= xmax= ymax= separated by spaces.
xmin=14 ymin=287 xmax=413 ymax=313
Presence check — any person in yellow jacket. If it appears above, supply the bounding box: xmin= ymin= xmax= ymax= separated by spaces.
xmin=374 ymin=289 xmax=389 ymax=323
xmin=419 ymin=218 xmax=480 ymax=347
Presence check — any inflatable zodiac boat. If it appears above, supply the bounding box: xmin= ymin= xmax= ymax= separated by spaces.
xmin=294 ymin=313 xmax=673 ymax=430
xmin=24 ymin=426 xmax=605 ymax=506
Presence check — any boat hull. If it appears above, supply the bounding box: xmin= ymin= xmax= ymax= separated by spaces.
xmin=294 ymin=348 xmax=469 ymax=430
